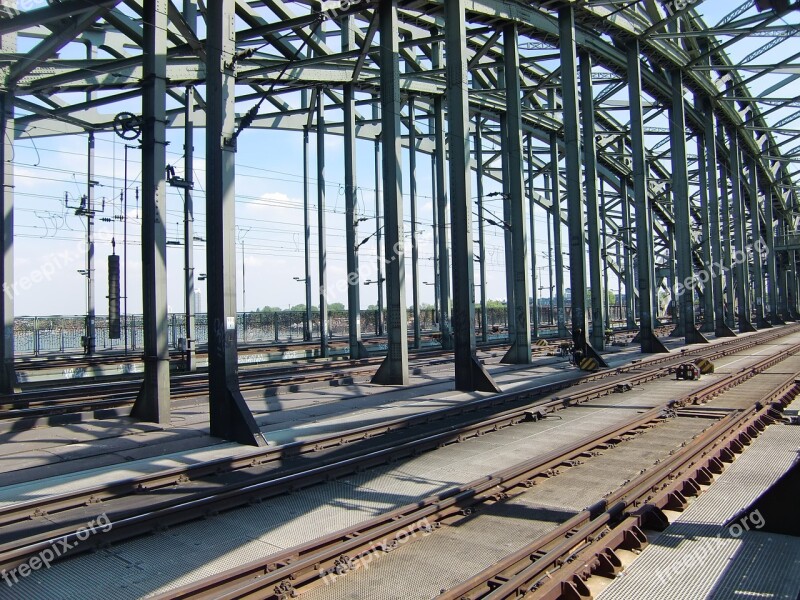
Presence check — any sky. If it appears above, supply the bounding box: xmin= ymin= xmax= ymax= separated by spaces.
xmin=10 ymin=117 xmax=559 ymax=317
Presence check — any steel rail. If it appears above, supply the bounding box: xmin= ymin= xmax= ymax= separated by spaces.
xmin=152 ymin=339 xmax=800 ymax=600
xmin=0 ymin=326 xmax=796 ymax=578
xmin=438 ymin=374 xmax=800 ymax=599
xmin=60 ymin=338 xmax=800 ymax=599
xmin=0 ymin=343 xmax=487 ymax=420
xmin=151 ymin=409 xmax=674 ymax=600
xmin=0 ymin=325 xmax=793 ymax=530
xmin=529 ymin=391 xmax=798 ymax=599
xmin=0 ymin=323 xmax=785 ymax=422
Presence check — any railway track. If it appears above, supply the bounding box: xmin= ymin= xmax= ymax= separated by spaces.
xmin=11 ymin=324 xmax=651 ymax=375
xmin=141 ymin=331 xmax=800 ymax=599
xmin=12 ymin=334 xmax=439 ymax=373
xmin=0 ymin=345 xmax=478 ymax=422
xmin=0 ymin=326 xmax=662 ymax=423
xmin=436 ymin=381 xmax=798 ymax=600
xmin=0 ymin=324 xmax=796 ymax=581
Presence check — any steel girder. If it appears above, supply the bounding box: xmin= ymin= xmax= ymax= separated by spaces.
xmin=0 ymin=0 xmax=797 ymax=368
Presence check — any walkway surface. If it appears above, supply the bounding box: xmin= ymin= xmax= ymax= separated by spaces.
xmin=0 ymin=329 xmax=796 ymax=599
xmin=597 ymin=423 xmax=800 ymax=600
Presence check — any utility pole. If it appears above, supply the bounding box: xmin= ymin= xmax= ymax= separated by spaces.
xmin=86 ymin=132 xmax=96 ymax=355
xmin=237 ymin=226 xmax=250 ymax=314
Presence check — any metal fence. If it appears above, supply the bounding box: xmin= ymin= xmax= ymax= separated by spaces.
xmin=15 ymin=309 xmax=445 ymax=355
xmin=14 ymin=305 xmax=631 ymax=355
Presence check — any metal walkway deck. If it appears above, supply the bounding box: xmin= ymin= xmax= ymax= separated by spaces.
xmin=598 ymin=424 xmax=800 ymax=600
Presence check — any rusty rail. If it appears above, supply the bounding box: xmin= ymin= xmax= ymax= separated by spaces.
xmin=437 ymin=373 xmax=800 ymax=599
xmin=0 ymin=326 xmax=797 ymax=580
xmin=142 ymin=340 xmax=800 ymax=599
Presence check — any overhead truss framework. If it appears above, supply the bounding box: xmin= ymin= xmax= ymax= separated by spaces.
xmin=1 ymin=0 xmax=799 ymax=436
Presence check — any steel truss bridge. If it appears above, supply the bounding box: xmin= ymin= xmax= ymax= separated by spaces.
xmin=0 ymin=0 xmax=798 ymax=444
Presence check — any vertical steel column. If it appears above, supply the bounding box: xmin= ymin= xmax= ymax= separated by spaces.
xmin=628 ymin=41 xmax=668 ymax=352
xmin=183 ymin=86 xmax=196 ymax=371
xmin=547 ymin=205 xmax=555 ymax=323
xmin=777 ymin=217 xmax=790 ymax=318
xmin=790 ymin=248 xmax=799 ymax=318
xmin=0 ymin=91 xmax=16 ymax=394
xmin=763 ymin=190 xmax=782 ymax=324
xmin=548 ymin=91 xmax=567 ymax=337
xmin=527 ymin=134 xmax=539 ymax=338
xmin=131 ymin=0 xmax=171 ymax=423
xmin=561 ymin=8 xmax=607 ymax=364
xmin=475 ymin=116 xmax=489 ymax=343
xmin=500 ymin=114 xmax=516 ymax=342
xmin=501 ymin=23 xmax=532 ymax=365
xmin=373 ymin=101 xmax=385 ymax=337
xmin=302 ymin=121 xmax=312 ymax=341
xmin=182 ymin=1 xmax=197 ymax=365
xmin=444 ymin=0 xmax=499 ymax=392
xmin=718 ymin=127 xmax=735 ymax=328
xmin=201 ymin=0 xmax=263 ymax=445
xmin=85 ymin=133 xmax=96 ymax=355
xmin=668 ymin=226 xmax=677 ymax=327
xmin=695 ymin=133 xmax=714 ymax=333
xmin=749 ymin=159 xmax=770 ymax=328
xmin=617 ymin=239 xmax=624 ymax=323
xmin=670 ymin=70 xmax=708 ymax=343
xmin=621 ymin=181 xmax=637 ymax=328
xmin=431 ymin=152 xmax=440 ymax=328
xmin=579 ymin=49 xmax=606 ymax=351
xmin=702 ymin=102 xmax=735 ymax=336
xmin=728 ymin=130 xmax=757 ymax=332
xmin=409 ymin=96 xmax=421 ymax=350
xmin=372 ymin=0 xmax=409 ymax=385
xmin=317 ymin=90 xmax=329 ymax=356
xmin=343 ymin=17 xmax=366 ymax=359
xmin=600 ymin=178 xmax=610 ymax=329
xmin=433 ymin=61 xmax=452 ymax=349
xmin=302 ymin=132 xmax=313 ymax=337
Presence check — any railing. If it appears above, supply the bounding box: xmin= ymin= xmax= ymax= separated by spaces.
xmin=775 ymin=233 xmax=800 ymax=251
xmin=13 ymin=305 xmax=631 ymax=356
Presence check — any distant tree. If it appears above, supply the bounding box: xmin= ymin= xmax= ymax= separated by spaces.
xmin=328 ymin=302 xmax=346 ymax=312
xmin=258 ymin=306 xmax=282 ymax=313
xmin=288 ymin=303 xmax=319 ymax=312
xmin=486 ymin=299 xmax=507 ymax=310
